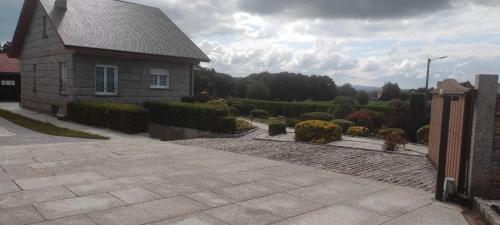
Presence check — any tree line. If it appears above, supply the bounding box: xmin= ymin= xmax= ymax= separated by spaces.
xmin=194 ymin=66 xmax=426 ymax=103
xmin=0 ymin=41 xmax=11 ymax=54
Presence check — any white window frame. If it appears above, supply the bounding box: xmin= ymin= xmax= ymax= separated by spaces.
xmin=59 ymin=62 xmax=67 ymax=94
xmin=150 ymin=68 xmax=170 ymax=89
xmin=95 ymin=64 xmax=118 ymax=95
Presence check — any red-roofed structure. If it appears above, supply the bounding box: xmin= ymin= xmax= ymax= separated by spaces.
xmin=0 ymin=54 xmax=21 ymax=101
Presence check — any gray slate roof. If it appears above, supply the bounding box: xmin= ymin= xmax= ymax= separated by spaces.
xmin=40 ymin=0 xmax=210 ymax=62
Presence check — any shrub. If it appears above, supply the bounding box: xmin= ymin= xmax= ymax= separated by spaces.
xmin=331 ymin=119 xmax=354 ymax=133
xmin=206 ymin=99 xmax=230 ymax=114
xmin=285 ymin=118 xmax=300 ymax=128
xmin=295 ymin=120 xmax=342 ymax=144
xmin=377 ymin=128 xmax=405 ymax=139
xmin=236 ymin=119 xmax=255 ymax=131
xmin=386 ymin=99 xmax=409 ymax=129
xmin=251 ymin=109 xmax=270 ymax=119
xmin=417 ymin=125 xmax=430 ymax=145
xmin=332 ymin=104 xmax=354 ymax=119
xmin=269 ymin=122 xmax=287 ymax=136
xmin=229 ymin=106 xmax=239 ymax=117
xmin=346 ymin=126 xmax=370 ymax=137
xmin=143 ymin=102 xmax=235 ymax=134
xmin=67 ymin=102 xmax=149 ymax=134
xmin=347 ymin=111 xmax=373 ymax=130
xmin=356 ymin=91 xmax=370 ymax=105
xmin=332 ymin=96 xmax=358 ymax=106
xmin=232 ymin=98 xmax=330 ymax=118
xmin=383 ymin=132 xmax=407 ymax=151
xmin=232 ymin=102 xmax=256 ymax=115
xmin=180 ymin=92 xmax=215 ymax=103
xmin=362 ymin=110 xmax=386 ymax=129
xmin=299 ymin=112 xmax=333 ymax=121
xmin=407 ymin=94 xmax=427 ymax=142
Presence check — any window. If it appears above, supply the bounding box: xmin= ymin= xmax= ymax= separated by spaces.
xmin=95 ymin=65 xmax=118 ymax=95
xmin=33 ymin=64 xmax=37 ymax=92
xmin=42 ymin=16 xmax=48 ymax=39
xmin=1 ymin=80 xmax=15 ymax=86
xmin=150 ymin=69 xmax=169 ymax=89
xmin=59 ymin=62 xmax=67 ymax=94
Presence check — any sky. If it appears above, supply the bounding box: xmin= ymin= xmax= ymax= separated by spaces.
xmin=1 ymin=0 xmax=499 ymax=88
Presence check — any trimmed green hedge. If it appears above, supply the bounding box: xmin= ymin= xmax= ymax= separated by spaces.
xmin=234 ymin=98 xmax=330 ymax=118
xmin=250 ymin=109 xmax=270 ymax=118
xmin=299 ymin=112 xmax=333 ymax=121
xmin=331 ymin=119 xmax=354 ymax=133
xmin=269 ymin=122 xmax=287 ymax=136
xmin=144 ymin=102 xmax=236 ymax=134
xmin=67 ymin=102 xmax=149 ymax=134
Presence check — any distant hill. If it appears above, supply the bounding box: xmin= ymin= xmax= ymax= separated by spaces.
xmin=352 ymin=85 xmax=379 ymax=92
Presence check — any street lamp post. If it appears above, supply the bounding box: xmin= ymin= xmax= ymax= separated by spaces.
xmin=426 ymin=56 xmax=448 ymax=90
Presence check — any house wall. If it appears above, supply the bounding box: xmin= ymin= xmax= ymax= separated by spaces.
xmin=71 ymin=54 xmax=193 ymax=104
xmin=19 ymin=1 xmax=73 ymax=114
xmin=490 ymin=95 xmax=500 ymax=199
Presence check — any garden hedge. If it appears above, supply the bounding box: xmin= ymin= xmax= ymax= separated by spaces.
xmin=331 ymin=119 xmax=354 ymax=133
xmin=295 ymin=120 xmax=342 ymax=144
xmin=144 ymin=101 xmax=236 ymax=134
xmin=269 ymin=122 xmax=287 ymax=136
xmin=67 ymin=102 xmax=149 ymax=134
xmin=233 ymin=98 xmax=331 ymax=118
xmin=250 ymin=109 xmax=270 ymax=118
xmin=299 ymin=112 xmax=333 ymax=121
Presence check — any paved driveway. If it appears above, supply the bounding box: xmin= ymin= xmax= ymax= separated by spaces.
xmin=0 ymin=139 xmax=467 ymax=225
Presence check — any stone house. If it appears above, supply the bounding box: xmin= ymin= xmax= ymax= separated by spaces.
xmin=8 ymin=0 xmax=209 ymax=114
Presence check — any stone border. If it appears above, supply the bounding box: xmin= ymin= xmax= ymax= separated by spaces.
xmin=473 ymin=197 xmax=500 ymax=225
xmin=148 ymin=123 xmax=259 ymax=141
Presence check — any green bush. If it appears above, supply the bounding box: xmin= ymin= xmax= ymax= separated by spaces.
xmin=332 ymin=96 xmax=358 ymax=105
xmin=229 ymin=106 xmax=239 ymax=116
xmin=206 ymin=99 xmax=230 ymax=114
xmin=362 ymin=110 xmax=386 ymax=129
xmin=269 ymin=122 xmax=287 ymax=136
xmin=295 ymin=120 xmax=342 ymax=144
xmin=250 ymin=109 xmax=270 ymax=119
xmin=67 ymin=102 xmax=149 ymax=134
xmin=144 ymin=102 xmax=235 ymax=134
xmin=346 ymin=126 xmax=370 ymax=137
xmin=181 ymin=92 xmax=215 ymax=103
xmin=331 ymin=119 xmax=354 ymax=133
xmin=417 ymin=125 xmax=430 ymax=145
xmin=285 ymin=118 xmax=300 ymax=128
xmin=407 ymin=94 xmax=427 ymax=142
xmin=332 ymin=104 xmax=354 ymax=119
xmin=299 ymin=112 xmax=333 ymax=121
xmin=232 ymin=102 xmax=256 ymax=115
xmin=377 ymin=128 xmax=405 ymax=139
xmin=233 ymin=98 xmax=330 ymax=118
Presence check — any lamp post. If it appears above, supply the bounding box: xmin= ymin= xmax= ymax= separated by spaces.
xmin=426 ymin=56 xmax=448 ymax=90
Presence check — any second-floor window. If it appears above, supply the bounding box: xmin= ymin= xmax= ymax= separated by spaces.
xmin=95 ymin=65 xmax=118 ymax=95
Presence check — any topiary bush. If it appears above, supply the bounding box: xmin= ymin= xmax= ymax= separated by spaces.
xmin=331 ymin=104 xmax=354 ymax=119
xmin=229 ymin=106 xmax=239 ymax=117
xmin=347 ymin=111 xmax=373 ymax=130
xmin=407 ymin=94 xmax=427 ymax=143
xmin=377 ymin=128 xmax=405 ymax=139
xmin=417 ymin=125 xmax=430 ymax=145
xmin=269 ymin=122 xmax=287 ymax=136
xmin=346 ymin=126 xmax=370 ymax=137
xmin=144 ymin=101 xmax=235 ymax=134
xmin=362 ymin=110 xmax=386 ymax=129
xmin=331 ymin=119 xmax=354 ymax=133
xmin=250 ymin=109 xmax=270 ymax=119
xmin=285 ymin=118 xmax=300 ymax=128
xmin=383 ymin=132 xmax=407 ymax=151
xmin=67 ymin=102 xmax=149 ymax=134
xmin=299 ymin=112 xmax=333 ymax=121
xmin=206 ymin=99 xmax=230 ymax=114
xmin=295 ymin=120 xmax=342 ymax=144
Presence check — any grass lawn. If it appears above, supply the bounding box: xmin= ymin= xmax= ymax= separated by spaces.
xmin=0 ymin=108 xmax=109 ymax=140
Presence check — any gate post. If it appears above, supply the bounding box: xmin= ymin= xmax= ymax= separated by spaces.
xmin=468 ymin=74 xmax=498 ymax=197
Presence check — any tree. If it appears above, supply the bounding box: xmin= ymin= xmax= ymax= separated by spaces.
xmin=338 ymin=83 xmax=357 ymax=97
xmin=380 ymin=82 xmax=401 ymax=101
xmin=0 ymin=41 xmax=12 ymax=53
xmin=246 ymin=81 xmax=270 ymax=99
xmin=407 ymin=94 xmax=427 ymax=142
xmin=356 ymin=91 xmax=370 ymax=105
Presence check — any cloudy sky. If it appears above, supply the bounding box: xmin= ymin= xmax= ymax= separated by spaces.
xmin=1 ymin=0 xmax=499 ymax=88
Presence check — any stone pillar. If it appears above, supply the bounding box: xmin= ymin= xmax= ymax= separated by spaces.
xmin=468 ymin=74 xmax=498 ymax=197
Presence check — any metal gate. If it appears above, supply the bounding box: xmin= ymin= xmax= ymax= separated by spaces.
xmin=428 ymin=79 xmax=475 ymax=200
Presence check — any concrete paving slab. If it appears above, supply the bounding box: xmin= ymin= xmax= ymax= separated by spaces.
xmin=271 ymin=205 xmax=390 ymax=225
xmin=185 ymin=191 xmax=236 ymax=207
xmin=345 ymin=186 xmax=434 ymax=218
xmin=88 ymin=196 xmax=208 ymax=225
xmin=206 ymin=204 xmax=281 ymax=225
xmin=15 ymin=172 xmax=106 ymax=190
xmin=0 ymin=180 xmax=20 ymax=194
xmin=237 ymin=193 xmax=323 ymax=218
xmin=0 ymin=186 xmax=76 ymax=208
xmin=287 ymin=180 xmax=381 ymax=205
xmin=381 ymin=203 xmax=468 ymax=225
xmin=147 ymin=213 xmax=228 ymax=225
xmin=31 ymin=215 xmax=98 ymax=225
xmin=143 ymin=181 xmax=202 ymax=198
xmin=275 ymin=171 xmax=340 ymax=187
xmin=34 ymin=193 xmax=126 ymax=219
xmin=212 ymin=182 xmax=278 ymax=201
xmin=0 ymin=205 xmax=44 ymax=225
xmin=110 ymin=187 xmax=162 ymax=204
xmin=66 ymin=177 xmax=142 ymax=196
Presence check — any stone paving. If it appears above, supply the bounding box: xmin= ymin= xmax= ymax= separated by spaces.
xmin=174 ymin=129 xmax=437 ymax=193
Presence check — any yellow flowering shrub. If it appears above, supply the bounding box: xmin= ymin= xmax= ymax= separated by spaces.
xmin=295 ymin=120 xmax=342 ymax=144
xmin=346 ymin=126 xmax=370 ymax=137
